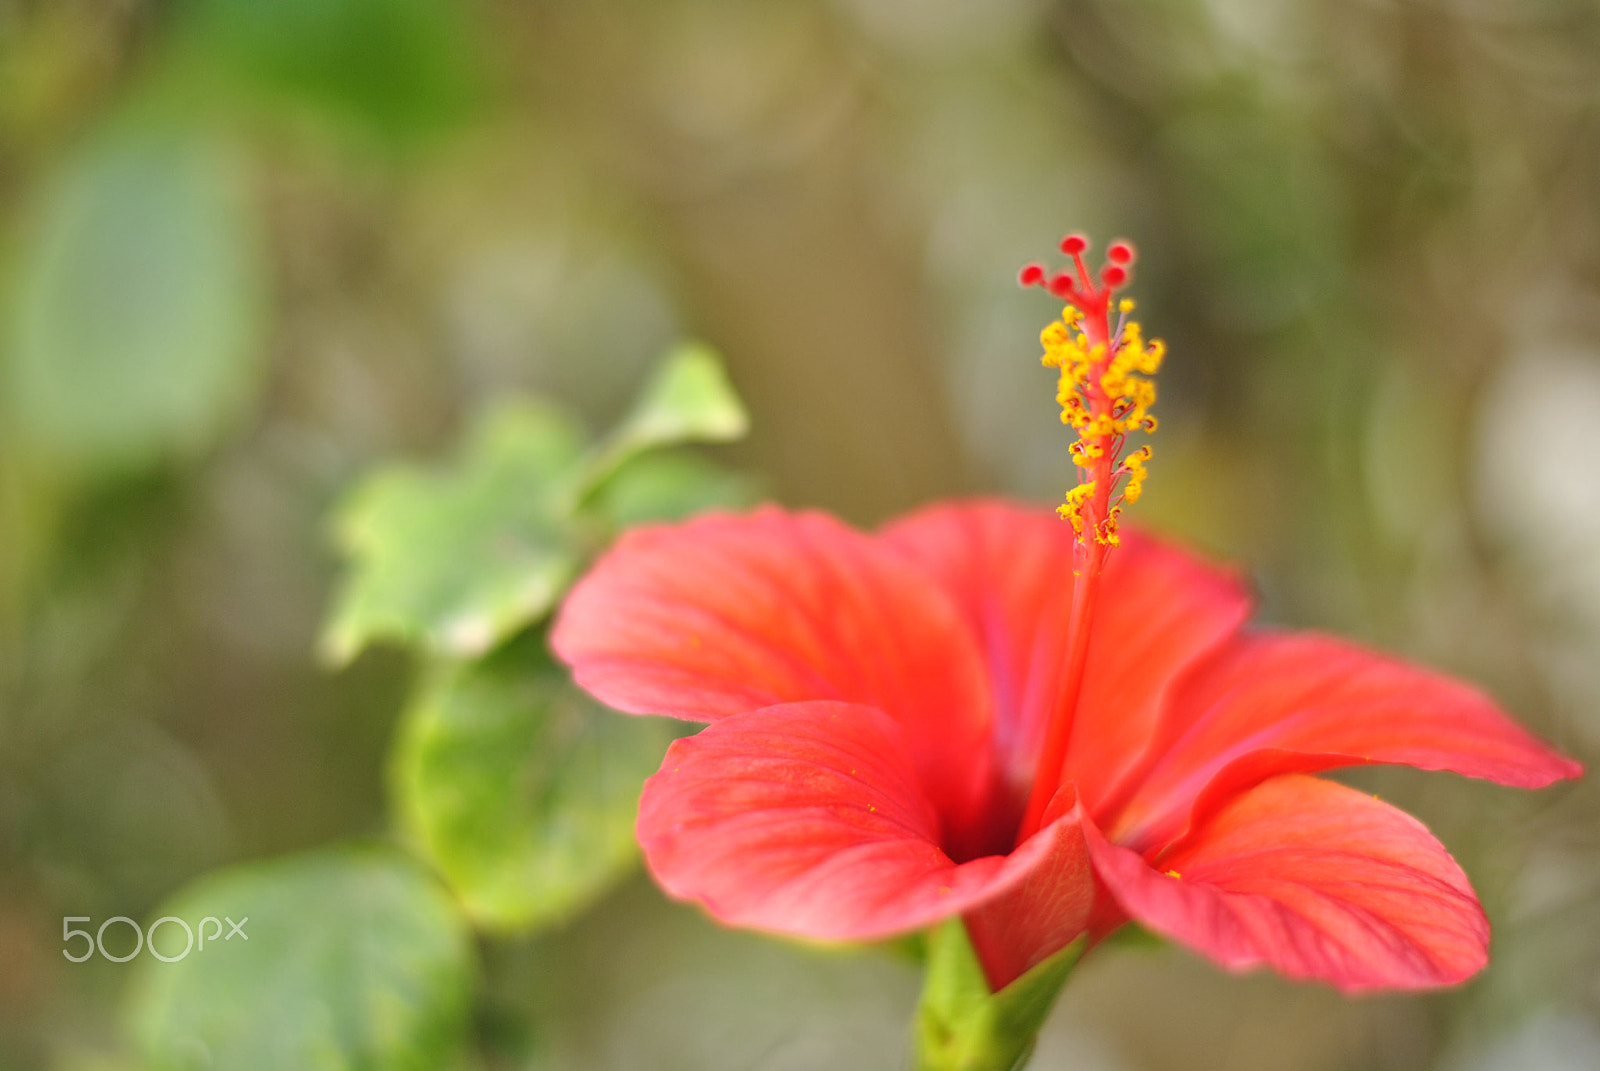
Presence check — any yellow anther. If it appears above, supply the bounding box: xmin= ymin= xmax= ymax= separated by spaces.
xmin=1095 ymin=508 xmax=1122 ymax=546
xmin=1121 ymin=446 xmax=1152 ymax=504
xmin=1057 ymin=481 xmax=1095 ymax=534
xmin=1035 ymin=295 xmax=1164 ymax=549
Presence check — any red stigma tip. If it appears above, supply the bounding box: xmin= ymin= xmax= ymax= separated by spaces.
xmin=1060 ymin=234 xmax=1088 ymax=256
xmin=1101 ymin=264 xmax=1128 ymax=288
xmin=1048 ymin=273 xmax=1076 ymax=298
xmin=1107 ymin=241 xmax=1135 ymax=265
xmin=1019 ymin=264 xmax=1046 ymax=287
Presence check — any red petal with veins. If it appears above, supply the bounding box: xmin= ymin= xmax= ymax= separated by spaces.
xmin=637 ymin=702 xmax=1091 ymax=946
xmin=963 ymin=784 xmax=1096 ymax=989
xmin=554 ymin=499 xmax=1581 ymax=994
xmin=1086 ymin=774 xmax=1489 ymax=992
xmin=882 ymin=501 xmax=1251 ymax=816
xmin=1109 ymin=632 xmax=1584 ymax=853
xmin=551 ymin=508 xmax=998 ymax=834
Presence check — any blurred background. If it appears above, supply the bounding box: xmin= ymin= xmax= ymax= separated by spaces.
xmin=1 ymin=0 xmax=1598 ymax=1068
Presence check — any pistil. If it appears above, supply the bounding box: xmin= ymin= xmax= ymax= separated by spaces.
xmin=1015 ymin=235 xmax=1162 ymax=841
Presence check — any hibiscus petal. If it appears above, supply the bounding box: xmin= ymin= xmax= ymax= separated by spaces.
xmin=962 ymin=785 xmax=1096 ymax=990
xmin=1086 ymin=774 xmax=1489 ymax=992
xmin=1111 ymin=632 xmax=1583 ymax=851
xmin=882 ymin=500 xmax=1251 ymax=814
xmin=637 ymin=701 xmax=1091 ymax=949
xmin=552 ymin=507 xmax=997 ymax=824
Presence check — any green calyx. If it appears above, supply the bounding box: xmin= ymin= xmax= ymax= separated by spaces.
xmin=913 ymin=919 xmax=1085 ymax=1071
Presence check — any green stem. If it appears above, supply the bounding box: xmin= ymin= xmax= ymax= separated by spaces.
xmin=913 ymin=919 xmax=1085 ymax=1071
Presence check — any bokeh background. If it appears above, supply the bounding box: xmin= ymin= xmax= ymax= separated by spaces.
xmin=2 ymin=0 xmax=1598 ymax=1068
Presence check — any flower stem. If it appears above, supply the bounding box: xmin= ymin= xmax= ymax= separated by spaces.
xmin=914 ymin=919 xmax=1085 ymax=1071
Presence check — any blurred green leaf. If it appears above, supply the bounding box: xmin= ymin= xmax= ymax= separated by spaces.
xmin=320 ymin=400 xmax=586 ymax=665
xmin=1159 ymin=97 xmax=1343 ymax=327
xmin=126 ymin=848 xmax=475 ymax=1071
xmin=594 ymin=451 xmax=761 ymax=528
xmin=51 ymin=1050 xmax=145 ymax=1071
xmin=196 ymin=0 xmax=479 ymax=141
xmin=914 ymin=919 xmax=1084 ymax=1071
xmin=5 ymin=128 xmax=266 ymax=470
xmin=576 ymin=343 xmax=749 ymax=499
xmin=392 ymin=634 xmax=673 ymax=935
xmin=321 ymin=347 xmax=751 ymax=664
xmin=1099 ymin=921 xmax=1165 ymax=951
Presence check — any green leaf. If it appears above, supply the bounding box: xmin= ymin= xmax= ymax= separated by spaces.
xmin=914 ymin=919 xmax=1084 ymax=1071
xmin=575 ymin=343 xmax=749 ymax=499
xmin=196 ymin=0 xmax=480 ymax=142
xmin=593 ymin=451 xmax=761 ymax=529
xmin=5 ymin=128 xmax=266 ymax=471
xmin=319 ymin=400 xmax=586 ymax=665
xmin=126 ymin=847 xmax=475 ymax=1071
xmin=392 ymin=634 xmax=673 ymax=934
xmin=1101 ymin=921 xmax=1164 ymax=951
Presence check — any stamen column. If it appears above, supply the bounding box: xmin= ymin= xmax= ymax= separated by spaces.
xmin=1015 ymin=235 xmax=1158 ymax=841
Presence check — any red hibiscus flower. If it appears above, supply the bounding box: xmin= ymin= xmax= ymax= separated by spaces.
xmin=549 ymin=237 xmax=1580 ymax=998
